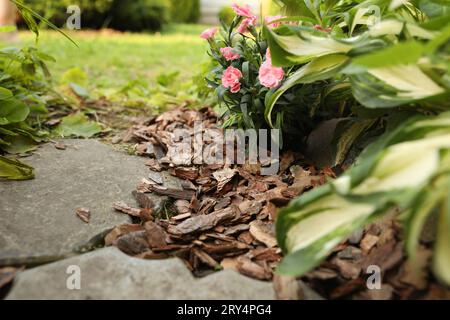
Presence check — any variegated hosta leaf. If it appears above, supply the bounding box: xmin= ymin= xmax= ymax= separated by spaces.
xmin=368 ymin=19 xmax=437 ymax=39
xmin=277 ymin=113 xmax=450 ymax=284
xmin=334 ymin=119 xmax=377 ymax=165
xmin=264 ymin=26 xmax=353 ymax=66
xmin=349 ymin=66 xmax=447 ymax=109
xmin=368 ymin=65 xmax=445 ymax=100
xmin=433 ymin=190 xmax=450 ymax=285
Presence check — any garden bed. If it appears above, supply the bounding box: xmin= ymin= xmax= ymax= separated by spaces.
xmin=105 ymin=107 xmax=450 ymax=300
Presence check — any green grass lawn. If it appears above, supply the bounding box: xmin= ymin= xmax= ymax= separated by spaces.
xmin=20 ymin=24 xmax=209 ymax=93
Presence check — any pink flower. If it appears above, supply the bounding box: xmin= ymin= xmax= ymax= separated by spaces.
xmin=222 ymin=66 xmax=243 ymax=93
xmin=220 ymin=47 xmax=241 ymax=61
xmin=259 ymin=50 xmax=284 ymax=89
xmin=265 ymin=15 xmax=286 ymax=29
xmin=200 ymin=27 xmax=218 ymax=40
xmin=236 ymin=16 xmax=257 ymax=34
xmin=231 ymin=3 xmax=253 ymax=18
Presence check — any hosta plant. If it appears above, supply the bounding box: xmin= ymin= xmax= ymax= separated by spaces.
xmin=268 ymin=0 xmax=450 ymax=285
xmin=277 ymin=112 xmax=450 ymax=285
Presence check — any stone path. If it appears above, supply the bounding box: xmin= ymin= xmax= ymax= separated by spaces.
xmin=0 ymin=140 xmax=152 ymax=263
xmin=7 ymin=247 xmax=275 ymax=300
xmin=0 ymin=139 xmax=279 ymax=300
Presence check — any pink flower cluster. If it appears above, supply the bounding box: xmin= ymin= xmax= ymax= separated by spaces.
xmin=220 ymin=47 xmax=241 ymax=61
xmin=258 ymin=49 xmax=284 ymax=89
xmin=222 ymin=66 xmax=243 ymax=93
xmin=232 ymin=3 xmax=257 ymax=34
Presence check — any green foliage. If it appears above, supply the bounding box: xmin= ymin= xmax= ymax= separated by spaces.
xmin=0 ymin=46 xmax=54 ymax=152
xmin=0 ymin=155 xmax=34 ymax=180
xmin=218 ymin=6 xmax=235 ymax=25
xmin=266 ymin=0 xmax=450 ymax=285
xmin=110 ymin=0 xmax=170 ymax=32
xmin=203 ymin=7 xmax=331 ymax=146
xmin=24 ymin=0 xmax=171 ymax=31
xmin=278 ymin=112 xmax=450 ymax=285
xmin=0 ymin=2 xmax=101 ymax=180
xmin=170 ymin=0 xmax=200 ymax=23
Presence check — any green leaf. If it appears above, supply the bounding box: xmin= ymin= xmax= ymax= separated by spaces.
xmin=348 ymin=41 xmax=425 ymax=72
xmin=277 ymin=193 xmax=377 ymax=276
xmin=433 ymin=190 xmax=450 ymax=285
xmin=10 ymin=0 xmax=78 ymax=47
xmin=0 ymin=87 xmax=13 ymax=100
xmin=265 ymin=54 xmax=349 ymax=127
xmin=0 ymin=98 xmax=30 ymax=125
xmin=60 ymin=68 xmax=88 ymax=87
xmin=349 ymin=65 xmax=445 ymax=109
xmin=1 ymin=134 xmax=38 ymax=154
xmin=334 ymin=119 xmax=377 ymax=165
xmin=0 ymin=155 xmax=34 ymax=180
xmin=55 ymin=113 xmax=102 ymax=138
xmin=264 ymin=26 xmax=352 ymax=67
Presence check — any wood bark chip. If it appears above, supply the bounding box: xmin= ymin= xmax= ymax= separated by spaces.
xmin=144 ymin=221 xmax=167 ymax=249
xmin=54 ymin=142 xmax=67 ymax=150
xmin=116 ymin=231 xmax=150 ymax=255
xmin=249 ymin=221 xmax=277 ymax=248
xmin=0 ymin=267 xmax=23 ymax=291
xmin=147 ymin=184 xmax=195 ymax=200
xmin=167 ymin=207 xmax=236 ymax=235
xmin=213 ymin=168 xmax=237 ymax=192
xmin=75 ymin=208 xmax=91 ymax=223
xmin=273 ymin=274 xmax=301 ymax=300
xmin=105 ymin=224 xmax=144 ymax=246
xmin=132 ymin=191 xmax=155 ymax=209
xmin=113 ymin=201 xmax=153 ymax=221
xmin=236 ymin=256 xmax=272 ymax=281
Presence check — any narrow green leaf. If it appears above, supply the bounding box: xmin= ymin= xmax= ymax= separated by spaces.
xmin=0 ymin=155 xmax=34 ymax=180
